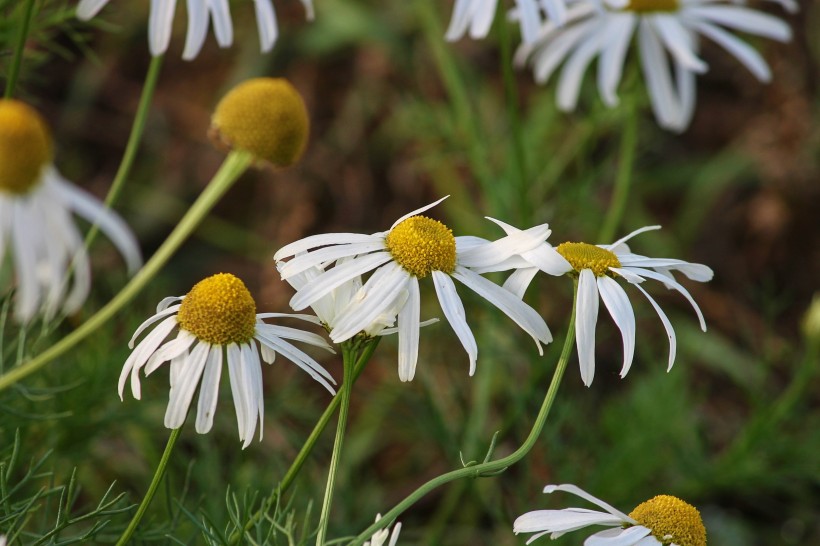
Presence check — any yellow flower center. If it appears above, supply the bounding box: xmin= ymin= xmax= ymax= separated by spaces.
xmin=209 ymin=78 xmax=309 ymax=168
xmin=622 ymin=0 xmax=679 ymax=12
xmin=0 ymin=99 xmax=53 ymax=195
xmin=385 ymin=216 xmax=456 ymax=278
xmin=628 ymin=495 xmax=707 ymax=546
xmin=555 ymin=242 xmax=621 ymax=277
xmin=177 ymin=273 xmax=257 ymax=345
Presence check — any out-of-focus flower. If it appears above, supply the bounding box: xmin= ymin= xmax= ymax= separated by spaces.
xmin=275 ymin=196 xmax=552 ymax=381
xmin=209 ymin=78 xmax=309 ymax=168
xmin=119 ymin=273 xmax=335 ymax=448
xmin=490 ymin=223 xmax=712 ymax=386
xmin=446 ymin=0 xmax=568 ymax=43
xmin=515 ymin=483 xmax=706 ymax=546
xmin=516 ymin=0 xmax=795 ymax=131
xmin=76 ymin=0 xmax=315 ymax=60
xmin=0 ymin=99 xmax=141 ymax=323
xmin=363 ymin=514 xmax=402 ymax=546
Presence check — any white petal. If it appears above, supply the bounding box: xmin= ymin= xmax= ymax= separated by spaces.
xmin=543 ymin=484 xmax=635 ymax=521
xmin=686 ymin=5 xmax=792 ymax=42
xmin=278 ymin=241 xmax=385 ymax=279
xmin=556 ymin=19 xmax=606 ymax=111
xmin=239 ymin=343 xmax=260 ymax=447
xmin=128 ymin=304 xmax=181 ymax=348
xmin=597 ymin=15 xmax=637 ymax=107
xmin=289 ymin=252 xmax=392 ymax=311
xmin=623 ymin=267 xmax=707 ymax=331
xmin=300 ymin=0 xmax=315 ymax=20
xmin=445 ymin=0 xmax=473 ymax=41
xmin=530 ymin=18 xmax=598 ymax=85
xmin=397 ymin=279 xmax=421 ymax=381
xmin=503 ymin=267 xmax=539 ymax=299
xmin=638 ymin=21 xmax=686 ymax=131
xmin=689 ymin=19 xmax=772 ymax=81
xmin=209 ymin=0 xmax=233 ymax=47
xmin=514 ymin=509 xmax=624 ymax=535
xmin=650 ymin=14 xmax=708 ymax=73
xmin=226 ymin=343 xmax=247 ymax=443
xmin=182 ymin=0 xmax=209 ymax=60
xmin=604 ymin=225 xmax=661 ymax=252
xmin=432 ymin=271 xmax=478 ymax=375
xmin=576 ymin=269 xmax=599 ymax=386
xmin=254 ymin=332 xmax=337 ymax=393
xmin=458 ymin=221 xmax=552 ymax=268
xmin=389 ymin=195 xmax=450 ymax=230
xmin=469 ymin=0 xmax=498 ymax=39
xmin=164 ymin=341 xmax=209 ymax=429
xmin=586 ymin=525 xmax=654 ymax=546
xmin=76 ymin=0 xmax=111 ymax=19
xmin=195 ymin=347 xmax=223 ymax=433
xmin=253 ymin=0 xmax=278 ymax=52
xmin=274 ymin=232 xmax=381 ymax=261
xmin=515 ymin=0 xmax=543 ymax=44
xmin=633 ymin=283 xmax=677 ymax=371
xmin=120 ymin=315 xmax=179 ymax=399
xmin=597 ymin=276 xmax=635 ymax=378
xmin=149 ymin=0 xmax=178 ymax=56
xmin=144 ymin=329 xmax=197 ymax=375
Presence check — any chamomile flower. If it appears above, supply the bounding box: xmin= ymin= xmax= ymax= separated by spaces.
xmin=515 ymin=0 xmax=794 ymax=131
xmin=0 ymin=99 xmax=141 ymax=323
xmin=363 ymin=514 xmax=402 ymax=546
xmin=514 ymin=484 xmax=706 ymax=546
xmin=489 ymin=223 xmax=712 ymax=386
xmin=119 ymin=273 xmax=335 ymax=448
xmin=274 ymin=197 xmax=552 ymax=381
xmin=446 ymin=0 xmax=568 ymax=43
xmin=76 ymin=0 xmax=315 ymax=60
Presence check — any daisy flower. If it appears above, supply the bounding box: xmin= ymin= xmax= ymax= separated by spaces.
xmin=446 ymin=0 xmax=568 ymax=43
xmin=76 ymin=0 xmax=315 ymax=60
xmin=515 ymin=0 xmax=795 ymax=131
xmin=0 ymin=99 xmax=141 ymax=323
xmin=363 ymin=514 xmax=402 ymax=546
xmin=119 ymin=273 xmax=335 ymax=448
xmin=274 ymin=196 xmax=552 ymax=381
xmin=488 ymin=223 xmax=712 ymax=386
xmin=514 ymin=483 xmax=706 ymax=546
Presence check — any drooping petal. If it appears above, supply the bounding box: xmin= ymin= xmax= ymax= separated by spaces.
xmin=195 ymin=346 xmax=223 ymax=433
xmin=623 ymin=266 xmax=707 ymax=331
xmin=389 ymin=195 xmax=450 ymax=230
xmin=650 ymin=14 xmax=708 ymax=73
xmin=278 ymin=241 xmax=385 ymax=279
xmin=274 ymin=232 xmax=382 ymax=261
xmin=597 ymin=14 xmax=637 ymax=107
xmin=585 ymin=525 xmax=653 ymax=546
xmin=182 ymin=0 xmax=209 ymax=60
xmin=226 ymin=343 xmax=247 ymax=444
xmin=432 ymin=270 xmax=478 ymax=375
xmin=164 ymin=341 xmax=210 ymax=429
xmin=289 ymin=252 xmax=392 ymax=311
xmin=397 ymin=278 xmax=421 ymax=381
xmin=576 ymin=269 xmax=599 ymax=386
xmin=119 ymin=315 xmax=178 ymax=399
xmin=514 ymin=509 xmax=625 ymax=536
xmin=503 ymin=267 xmax=539 ymax=299
xmin=543 ymin=484 xmax=635 ymax=521
xmin=686 ymin=4 xmax=792 ymax=42
xmin=633 ymin=283 xmax=677 ymax=371
xmin=597 ymin=276 xmax=636 ymax=378
xmin=253 ymin=0 xmax=278 ymax=52
xmin=148 ymin=0 xmax=178 ymax=57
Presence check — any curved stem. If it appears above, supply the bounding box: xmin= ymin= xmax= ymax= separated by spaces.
xmin=0 ymin=150 xmax=254 ymax=392
xmin=315 ymin=342 xmax=357 ymax=545
xmin=347 ymin=284 xmax=579 ymax=546
xmin=3 ymin=0 xmax=36 ymax=99
xmin=226 ymin=338 xmax=379 ymax=545
xmin=115 ymin=427 xmax=181 ymax=545
xmin=598 ymin=99 xmax=638 ymax=243
xmin=85 ymin=55 xmax=164 ymax=248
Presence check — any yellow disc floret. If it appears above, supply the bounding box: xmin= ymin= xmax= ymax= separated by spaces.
xmin=385 ymin=216 xmax=457 ymax=278
xmin=623 ymin=0 xmax=679 ymax=12
xmin=555 ymin=242 xmax=621 ymax=277
xmin=0 ymin=99 xmax=53 ymax=195
xmin=177 ymin=273 xmax=257 ymax=345
xmin=210 ymin=78 xmax=309 ymax=168
xmin=628 ymin=495 xmax=707 ymax=546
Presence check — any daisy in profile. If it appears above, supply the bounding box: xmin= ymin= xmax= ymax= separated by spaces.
xmin=274 ymin=197 xmax=552 ymax=381
xmin=0 ymin=99 xmax=141 ymax=323
xmin=486 ymin=222 xmax=712 ymax=386
xmin=446 ymin=0 xmax=568 ymax=43
xmin=515 ymin=483 xmax=706 ymax=546
xmin=119 ymin=273 xmax=335 ymax=448
xmin=76 ymin=0 xmax=315 ymax=60
xmin=515 ymin=0 xmax=795 ymax=131
xmin=363 ymin=514 xmax=402 ymax=546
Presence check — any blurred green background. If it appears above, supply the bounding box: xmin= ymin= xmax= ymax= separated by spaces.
xmin=1 ymin=0 xmax=819 ymax=544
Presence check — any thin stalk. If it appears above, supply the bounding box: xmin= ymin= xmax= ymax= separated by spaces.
xmin=0 ymin=150 xmax=254 ymax=392
xmin=226 ymin=338 xmax=380 ymax=545
xmin=3 ymin=0 xmax=37 ymax=98
xmin=598 ymin=99 xmax=638 ymax=243
xmin=315 ymin=342 xmax=357 ymax=545
xmin=347 ymin=283 xmax=579 ymax=546
xmin=84 ymin=55 xmax=164 ymax=248
xmin=115 ymin=428 xmax=181 ymax=545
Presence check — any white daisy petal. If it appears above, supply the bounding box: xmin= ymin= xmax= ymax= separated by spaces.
xmin=503 ymin=267 xmax=540 ymax=299
xmin=290 ymin=252 xmax=393 ymax=311
xmin=633 ymin=283 xmax=677 ymax=371
xmin=209 ymin=0 xmax=234 ymax=48
xmin=650 ymin=14 xmax=708 ymax=73
xmin=586 ymin=525 xmax=654 ymax=546
xmin=624 ymin=266 xmax=707 ymax=331
xmin=164 ymin=341 xmax=210 ymax=429
xmin=689 ymin=19 xmax=772 ymax=81
xmin=195 ymin=347 xmax=223 ymax=433
xmin=598 ymin=14 xmax=637 ymax=107
xmin=543 ymin=484 xmax=635 ymax=521
xmin=119 ymin=315 xmax=178 ymax=399
xmin=253 ymin=0 xmax=278 ymax=52
xmin=278 ymin=241 xmax=385 ymax=279
xmin=148 ymin=0 xmax=177 ymax=56
xmin=432 ymin=271 xmax=478 ymax=376
xmin=183 ymin=0 xmax=209 ymax=60
xmin=597 ymin=276 xmax=636 ymax=378
xmin=687 ymin=5 xmax=792 ymax=42
xmin=76 ymin=0 xmax=111 ymax=19
xmin=274 ymin=233 xmax=381 ymax=261
xmin=389 ymin=195 xmax=450 ymax=229
xmin=576 ymin=269 xmax=600 ymax=386
xmin=514 ymin=509 xmax=625 ymax=535
xmin=397 ymin=279 xmax=421 ymax=381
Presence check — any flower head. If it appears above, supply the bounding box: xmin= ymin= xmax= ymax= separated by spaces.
xmin=363 ymin=514 xmax=402 ymax=546
xmin=0 ymin=99 xmax=141 ymax=323
xmin=275 ymin=196 xmax=552 ymax=381
xmin=491 ymin=223 xmax=712 ymax=386
xmin=515 ymin=484 xmax=706 ymax=546
xmin=76 ymin=0 xmax=315 ymax=60
xmin=119 ymin=273 xmax=335 ymax=448
xmin=210 ymin=78 xmax=309 ymax=168
xmin=515 ymin=0 xmax=795 ymax=131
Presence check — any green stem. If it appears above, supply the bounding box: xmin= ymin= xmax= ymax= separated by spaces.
xmin=315 ymin=342 xmax=357 ymax=545
xmin=0 ymin=150 xmax=254 ymax=392
xmin=3 ymin=0 xmax=36 ymax=99
xmin=115 ymin=428 xmax=181 ymax=545
xmin=347 ymin=284 xmax=579 ymax=546
xmin=226 ymin=338 xmax=379 ymax=545
xmin=84 ymin=55 xmax=164 ymax=248
xmin=598 ymin=100 xmax=638 ymax=243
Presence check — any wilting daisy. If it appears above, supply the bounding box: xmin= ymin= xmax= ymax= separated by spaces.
xmin=274 ymin=196 xmax=552 ymax=381
xmin=515 ymin=0 xmax=795 ymax=131
xmin=76 ymin=0 xmax=315 ymax=60
xmin=488 ymin=223 xmax=712 ymax=386
xmin=0 ymin=99 xmax=141 ymax=323
xmin=446 ymin=0 xmax=568 ymax=43
xmin=119 ymin=273 xmax=335 ymax=448
xmin=514 ymin=483 xmax=706 ymax=546
xmin=363 ymin=514 xmax=402 ymax=546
